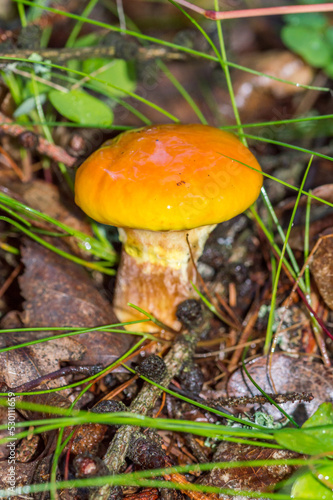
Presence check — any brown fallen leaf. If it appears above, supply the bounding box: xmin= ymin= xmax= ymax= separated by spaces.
xmin=15 ymin=434 xmax=40 ymax=463
xmin=0 ymin=406 xmax=25 ymax=460
xmin=0 ymin=460 xmax=37 ymax=500
xmin=227 ymin=353 xmax=333 ymax=422
xmin=218 ymin=50 xmax=314 ymax=121
xmin=309 ymin=233 xmax=333 ymax=310
xmin=0 ymin=334 xmax=85 ymax=396
xmin=237 ymin=51 xmax=314 ymax=98
xmin=0 ymin=454 xmax=62 ymax=500
xmin=198 ymin=441 xmax=300 ymax=500
xmin=17 ymin=238 xmax=132 ymax=366
xmin=0 ymin=314 xmax=85 ymax=430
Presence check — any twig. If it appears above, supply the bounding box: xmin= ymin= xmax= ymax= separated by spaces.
xmin=228 ymin=297 xmax=263 ymax=374
xmin=171 ymin=0 xmax=333 ymax=20
xmin=0 ymin=145 xmax=24 ymax=180
xmin=208 ymin=391 xmax=314 ymax=408
xmin=0 ymin=44 xmax=187 ymax=64
xmin=0 ymin=263 xmax=22 ymax=299
xmin=90 ymin=301 xmax=210 ymax=500
xmin=0 ymin=365 xmax=100 ymax=393
xmin=164 ymin=462 xmax=218 ymax=500
xmin=0 ymin=112 xmax=76 ymax=167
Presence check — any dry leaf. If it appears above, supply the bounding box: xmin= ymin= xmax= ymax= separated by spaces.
xmin=0 ymin=460 xmax=37 ymax=499
xmin=227 ymin=354 xmax=333 ymax=422
xmin=198 ymin=441 xmax=300 ymax=500
xmin=17 ymin=238 xmax=132 ymax=366
xmin=222 ymin=50 xmax=314 ymax=120
xmin=310 ymin=233 xmax=333 ymax=310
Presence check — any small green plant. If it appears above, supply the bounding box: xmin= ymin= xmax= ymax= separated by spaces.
xmin=281 ymin=404 xmax=333 ymax=499
xmin=1 ymin=34 xmax=137 ymax=127
xmin=282 ymin=5 xmax=333 ymax=77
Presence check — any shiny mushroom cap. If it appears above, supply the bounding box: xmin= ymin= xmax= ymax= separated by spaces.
xmin=75 ymin=124 xmax=263 ymax=231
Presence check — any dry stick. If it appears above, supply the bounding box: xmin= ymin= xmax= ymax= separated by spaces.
xmin=0 ymin=112 xmax=76 ymax=167
xmin=0 ymin=145 xmax=24 ymax=180
xmin=0 ymin=44 xmax=188 ymax=64
xmin=209 ymin=391 xmax=314 ymax=408
xmin=89 ymin=310 xmax=210 ymax=500
xmin=228 ymin=298 xmax=263 ymax=373
xmin=0 ymin=263 xmax=22 ymax=299
xmin=164 ymin=465 xmax=218 ymax=500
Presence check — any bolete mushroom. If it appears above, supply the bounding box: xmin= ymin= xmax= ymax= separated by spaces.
xmin=74 ymin=124 xmax=263 ymax=332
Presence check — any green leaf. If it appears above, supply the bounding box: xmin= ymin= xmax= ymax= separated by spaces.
xmin=281 ymin=25 xmax=331 ymax=68
xmin=73 ymin=33 xmax=101 ymax=48
xmin=274 ymin=426 xmax=333 ymax=455
xmin=291 ymin=465 xmax=333 ymax=499
xmin=325 ymin=27 xmax=333 ymax=48
xmin=26 ymin=80 xmax=52 ymax=96
xmin=82 ymin=58 xmax=136 ymax=97
xmin=49 ymin=90 xmax=113 ymax=126
xmin=303 ymin=403 xmax=333 ymax=428
xmin=283 ymin=13 xmax=327 ymax=29
xmin=14 ymin=94 xmax=47 ymax=118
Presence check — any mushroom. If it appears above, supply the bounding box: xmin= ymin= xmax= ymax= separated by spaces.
xmin=74 ymin=124 xmax=263 ymax=332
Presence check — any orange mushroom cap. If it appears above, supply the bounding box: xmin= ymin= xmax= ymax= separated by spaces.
xmin=75 ymin=124 xmax=263 ymax=231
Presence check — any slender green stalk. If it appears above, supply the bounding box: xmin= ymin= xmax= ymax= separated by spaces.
xmin=304 ymin=194 xmax=312 ymax=299
xmin=241 ymin=351 xmax=299 ymax=427
xmin=221 ymin=114 xmax=333 ymax=131
xmin=0 ymin=202 xmax=31 ymax=226
xmin=66 ymin=0 xmax=100 ymax=48
xmin=0 ymin=193 xmax=117 ymax=262
xmin=0 ymin=321 xmax=154 ymax=357
xmin=268 ymin=214 xmax=277 ymax=285
xmin=157 ymin=60 xmax=208 ymax=124
xmin=191 ymin=283 xmax=237 ymax=328
xmin=245 ymin=134 xmax=333 ymax=163
xmin=0 ymin=458 xmax=329 ymax=499
xmin=213 ymin=0 xmax=245 ymax=144
xmin=260 ymin=188 xmax=304 ymax=290
xmin=17 ymin=0 xmax=27 ymax=27
xmin=0 ymin=215 xmax=116 ymax=275
xmin=31 ymin=76 xmax=74 ymax=188
xmin=264 ymin=157 xmax=313 ymax=354
xmin=250 ymin=207 xmax=295 ymax=280
xmin=8 ymin=113 xmax=332 ymax=131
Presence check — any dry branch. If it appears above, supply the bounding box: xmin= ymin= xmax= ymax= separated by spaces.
xmin=0 ymin=44 xmax=188 ymax=64
xmin=0 ymin=112 xmax=76 ymax=167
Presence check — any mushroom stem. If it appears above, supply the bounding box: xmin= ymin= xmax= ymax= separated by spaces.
xmin=113 ymin=225 xmax=216 ymax=332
